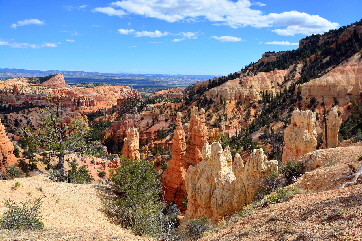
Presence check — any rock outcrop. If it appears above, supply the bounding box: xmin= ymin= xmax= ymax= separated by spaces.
xmin=292 ymin=145 xmax=362 ymax=192
xmin=300 ymin=52 xmax=362 ymax=106
xmin=41 ymin=74 xmax=66 ymax=88
xmin=0 ymin=120 xmax=16 ymax=172
xmin=324 ymin=106 xmax=342 ymax=148
xmin=205 ymin=69 xmax=289 ymax=102
xmin=121 ymin=128 xmax=140 ymax=160
xmin=162 ymin=112 xmax=188 ymax=209
xmin=186 ymin=107 xmax=208 ymax=166
xmin=282 ymin=109 xmax=318 ymax=164
xmin=185 ymin=142 xmax=278 ymax=220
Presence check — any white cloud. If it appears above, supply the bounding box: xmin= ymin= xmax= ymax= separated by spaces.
xmin=64 ymin=5 xmax=88 ymax=11
xmin=135 ymin=30 xmax=170 ymax=37
xmin=92 ymin=7 xmax=126 ymax=17
xmin=268 ymin=11 xmax=339 ymax=36
xmin=118 ymin=29 xmax=169 ymax=37
xmin=212 ymin=36 xmax=242 ymax=42
xmin=0 ymin=40 xmax=59 ymax=49
xmin=253 ymin=2 xmax=266 ymax=7
xmin=66 ymin=39 xmax=75 ymax=42
xmin=11 ymin=19 xmax=45 ymax=29
xmin=95 ymin=1 xmax=338 ymax=36
xmin=173 ymin=38 xmax=185 ymax=42
xmin=180 ymin=32 xmax=198 ymax=39
xmin=118 ymin=29 xmax=197 ymax=40
xmin=265 ymin=41 xmax=298 ymax=46
xmin=118 ymin=29 xmax=135 ymax=35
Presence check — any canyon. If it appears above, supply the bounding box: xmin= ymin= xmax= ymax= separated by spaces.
xmin=0 ymin=20 xmax=362 ymax=240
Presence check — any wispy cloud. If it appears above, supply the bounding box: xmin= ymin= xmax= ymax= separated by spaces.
xmin=0 ymin=40 xmax=60 ymax=49
xmin=92 ymin=7 xmax=126 ymax=17
xmin=265 ymin=41 xmax=298 ymax=45
xmin=135 ymin=30 xmax=170 ymax=37
xmin=212 ymin=36 xmax=242 ymax=42
xmin=118 ymin=29 xmax=169 ymax=37
xmin=61 ymin=30 xmax=80 ymax=36
xmin=96 ymin=0 xmax=338 ymax=36
xmin=173 ymin=38 xmax=185 ymax=42
xmin=66 ymin=39 xmax=75 ymax=42
xmin=179 ymin=32 xmax=198 ymax=39
xmin=118 ymin=29 xmax=198 ymax=40
xmin=64 ymin=5 xmax=88 ymax=11
xmin=11 ymin=19 xmax=45 ymax=29
xmin=118 ymin=29 xmax=135 ymax=35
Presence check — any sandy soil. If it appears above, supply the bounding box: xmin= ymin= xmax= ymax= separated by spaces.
xmin=0 ymin=175 xmax=149 ymax=241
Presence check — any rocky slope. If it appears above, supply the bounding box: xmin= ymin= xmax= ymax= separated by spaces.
xmin=203 ymin=183 xmax=362 ymax=240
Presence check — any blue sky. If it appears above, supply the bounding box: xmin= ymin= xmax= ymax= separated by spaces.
xmin=0 ymin=0 xmax=361 ymax=75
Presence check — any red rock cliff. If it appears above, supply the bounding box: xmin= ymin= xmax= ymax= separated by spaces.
xmin=186 ymin=107 xmax=208 ymax=166
xmin=162 ymin=112 xmax=188 ymax=209
xmin=0 ymin=120 xmax=17 ymax=172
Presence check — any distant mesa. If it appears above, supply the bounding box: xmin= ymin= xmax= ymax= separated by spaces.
xmin=40 ymin=74 xmax=66 ymax=88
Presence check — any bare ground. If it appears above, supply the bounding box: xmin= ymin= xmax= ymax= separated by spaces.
xmin=0 ymin=175 xmax=149 ymax=241
xmin=202 ymin=183 xmax=362 ymax=240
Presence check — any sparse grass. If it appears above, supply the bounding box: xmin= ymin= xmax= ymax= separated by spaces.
xmin=11 ymin=182 xmax=21 ymax=190
xmin=36 ymin=187 xmax=43 ymax=192
xmin=184 ymin=216 xmax=211 ymax=240
xmin=326 ymin=159 xmax=337 ymax=167
xmin=266 ymin=187 xmax=302 ymax=204
xmin=238 ymin=203 xmax=256 ymax=218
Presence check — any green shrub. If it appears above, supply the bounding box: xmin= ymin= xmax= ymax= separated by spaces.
xmin=104 ymin=158 xmax=178 ymax=238
xmin=13 ymin=146 xmax=20 ymax=158
xmin=266 ymin=188 xmax=301 ymax=204
xmin=255 ymin=171 xmax=284 ymax=201
xmin=185 ymin=217 xmax=210 ymax=240
xmin=67 ymin=161 xmax=94 ymax=184
xmin=4 ymin=165 xmax=24 ymax=180
xmin=97 ymin=170 xmax=106 ymax=178
xmin=282 ymin=161 xmax=304 ymax=185
xmin=11 ymin=182 xmax=21 ymax=190
xmin=17 ymin=159 xmax=38 ymax=174
xmin=0 ymin=198 xmax=44 ymax=230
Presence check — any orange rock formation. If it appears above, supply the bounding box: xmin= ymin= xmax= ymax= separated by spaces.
xmin=282 ymin=109 xmax=318 ymax=164
xmin=300 ymin=52 xmax=362 ymax=106
xmin=186 ymin=107 xmax=208 ymax=166
xmin=185 ymin=142 xmax=278 ymax=220
xmin=162 ymin=112 xmax=188 ymax=209
xmin=325 ymin=106 xmax=342 ymax=148
xmin=121 ymin=128 xmax=140 ymax=160
xmin=0 ymin=120 xmax=17 ymax=173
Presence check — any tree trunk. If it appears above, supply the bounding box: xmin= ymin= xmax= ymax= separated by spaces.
xmin=55 ymin=152 xmax=65 ymax=170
